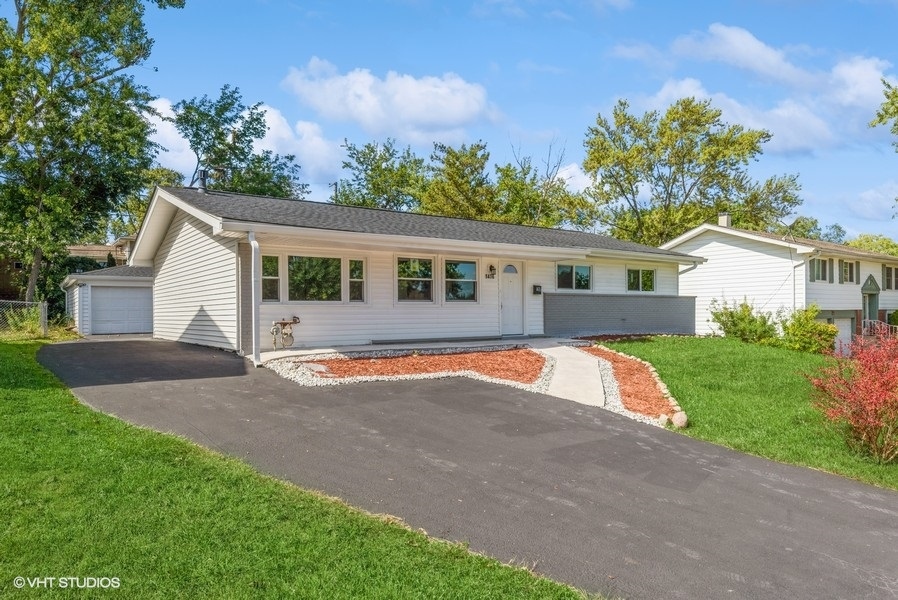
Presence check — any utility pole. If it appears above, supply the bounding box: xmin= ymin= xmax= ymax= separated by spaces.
xmin=330 ymin=181 xmax=339 ymax=202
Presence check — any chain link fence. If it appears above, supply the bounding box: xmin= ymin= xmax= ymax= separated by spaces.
xmin=0 ymin=300 xmax=48 ymax=340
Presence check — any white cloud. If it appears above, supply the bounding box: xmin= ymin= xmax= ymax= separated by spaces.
xmin=828 ymin=55 xmax=892 ymax=109
xmin=640 ymin=79 xmax=834 ymax=154
xmin=558 ymin=162 xmax=592 ymax=192
xmin=282 ymin=57 xmax=496 ymax=145
xmin=673 ymin=23 xmax=816 ymax=88
xmin=851 ymin=181 xmax=898 ymax=220
xmin=148 ymin=98 xmax=197 ymax=178
xmin=257 ymin=105 xmax=343 ymax=183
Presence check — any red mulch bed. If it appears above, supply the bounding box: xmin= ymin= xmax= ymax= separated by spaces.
xmin=307 ymin=349 xmax=546 ymax=384
xmin=580 ymin=346 xmax=674 ymax=418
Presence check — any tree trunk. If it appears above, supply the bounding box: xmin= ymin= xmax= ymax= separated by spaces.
xmin=25 ymin=246 xmax=42 ymax=302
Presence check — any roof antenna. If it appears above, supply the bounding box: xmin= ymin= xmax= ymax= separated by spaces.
xmin=197 ymin=169 xmax=208 ymax=194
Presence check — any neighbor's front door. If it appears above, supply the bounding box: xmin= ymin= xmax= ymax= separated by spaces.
xmin=500 ymin=262 xmax=524 ymax=335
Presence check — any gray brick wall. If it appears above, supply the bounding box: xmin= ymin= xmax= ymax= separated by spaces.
xmin=544 ymin=293 xmax=696 ymax=337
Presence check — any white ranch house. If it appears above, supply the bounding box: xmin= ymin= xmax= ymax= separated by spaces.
xmin=128 ymin=187 xmax=702 ymax=363
xmin=661 ymin=214 xmax=898 ymax=347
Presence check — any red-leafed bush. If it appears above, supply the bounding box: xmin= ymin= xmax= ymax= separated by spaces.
xmin=808 ymin=336 xmax=898 ymax=464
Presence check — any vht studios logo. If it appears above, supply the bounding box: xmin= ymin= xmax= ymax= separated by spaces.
xmin=13 ymin=576 xmax=120 ymax=589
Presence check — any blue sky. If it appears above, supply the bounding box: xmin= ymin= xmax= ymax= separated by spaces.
xmin=135 ymin=0 xmax=898 ymax=238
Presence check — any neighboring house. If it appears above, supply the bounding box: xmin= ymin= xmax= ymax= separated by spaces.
xmin=130 ymin=187 xmax=703 ymax=363
xmin=0 ymin=258 xmax=24 ymax=300
xmin=61 ymin=266 xmax=153 ymax=335
xmin=661 ymin=214 xmax=898 ymax=347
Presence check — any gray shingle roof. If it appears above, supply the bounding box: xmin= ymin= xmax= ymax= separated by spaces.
xmin=73 ymin=265 xmax=153 ymax=278
xmin=161 ymin=187 xmax=693 ymax=259
xmin=730 ymin=227 xmax=898 ymax=263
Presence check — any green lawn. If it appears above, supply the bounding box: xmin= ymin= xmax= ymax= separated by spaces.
xmin=0 ymin=341 xmax=588 ymax=599
xmin=604 ymin=336 xmax=897 ymax=491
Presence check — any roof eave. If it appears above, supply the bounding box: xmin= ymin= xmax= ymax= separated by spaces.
xmin=662 ymin=224 xmax=816 ymax=254
xmin=219 ymin=220 xmax=694 ymax=263
xmin=131 ymin=188 xmax=223 ymax=266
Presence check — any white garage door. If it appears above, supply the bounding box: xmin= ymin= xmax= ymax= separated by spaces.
xmin=833 ymin=318 xmax=853 ymax=355
xmin=91 ymin=286 xmax=152 ymax=334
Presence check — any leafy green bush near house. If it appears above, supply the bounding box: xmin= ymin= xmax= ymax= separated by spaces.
xmin=709 ymin=300 xmax=837 ymax=354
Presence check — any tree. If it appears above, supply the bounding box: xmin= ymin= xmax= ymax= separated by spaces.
xmin=420 ymin=141 xmax=499 ymax=220
xmin=0 ymin=0 xmax=184 ymax=302
xmin=172 ymin=85 xmax=308 ymax=198
xmin=105 ymin=166 xmax=184 ymax=239
xmin=772 ymin=217 xmax=846 ymax=243
xmin=871 ymin=79 xmax=898 ymax=208
xmin=494 ymin=144 xmax=589 ymax=228
xmin=582 ymin=97 xmax=802 ymax=246
xmin=845 ymin=233 xmax=898 ymax=256
xmin=334 ymin=138 xmax=427 ymax=211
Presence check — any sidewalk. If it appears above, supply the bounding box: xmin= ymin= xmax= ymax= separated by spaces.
xmin=260 ymin=337 xmax=606 ymax=408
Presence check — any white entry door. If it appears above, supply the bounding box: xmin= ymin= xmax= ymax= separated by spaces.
xmin=500 ymin=262 xmax=524 ymax=335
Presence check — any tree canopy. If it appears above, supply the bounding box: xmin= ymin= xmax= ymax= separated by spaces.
xmin=845 ymin=233 xmax=898 ymax=256
xmin=172 ymin=85 xmax=308 ymax=199
xmin=582 ymin=97 xmax=802 ymax=246
xmin=0 ymin=0 xmax=184 ymax=301
xmin=334 ymin=138 xmax=427 ymax=211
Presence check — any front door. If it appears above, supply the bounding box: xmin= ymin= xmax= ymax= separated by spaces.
xmin=500 ymin=262 xmax=524 ymax=335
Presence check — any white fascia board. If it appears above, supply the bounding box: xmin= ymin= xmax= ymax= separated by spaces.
xmin=585 ymin=249 xmax=705 ymax=265
xmin=661 ymin=224 xmax=816 ymax=255
xmin=219 ymin=221 xmax=594 ymax=260
xmin=131 ymin=188 xmax=222 ymax=266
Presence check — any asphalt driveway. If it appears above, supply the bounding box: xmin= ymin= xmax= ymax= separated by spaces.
xmin=38 ymin=339 xmax=898 ymax=599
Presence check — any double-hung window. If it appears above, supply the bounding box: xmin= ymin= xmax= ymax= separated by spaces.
xmin=349 ymin=259 xmax=365 ymax=302
xmin=557 ymin=264 xmax=591 ymax=290
xmin=839 ymin=259 xmax=859 ymax=284
xmin=445 ymin=260 xmax=477 ymax=301
xmin=397 ymin=257 xmax=433 ymax=301
xmin=627 ymin=269 xmax=655 ymax=292
xmin=885 ymin=265 xmax=894 ymax=291
xmin=262 ymin=255 xmax=280 ymax=301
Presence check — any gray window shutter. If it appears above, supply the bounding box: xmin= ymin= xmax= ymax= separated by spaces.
xmin=838 ymin=259 xmax=844 ymax=284
xmin=809 ymin=259 xmax=816 ymax=282
xmin=828 ymin=258 xmax=834 ymax=283
xmin=856 ymin=261 xmax=861 ymax=284
xmin=883 ymin=264 xmax=887 ymax=288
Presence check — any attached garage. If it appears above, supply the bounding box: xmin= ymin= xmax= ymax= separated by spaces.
xmin=62 ymin=266 xmax=153 ymax=335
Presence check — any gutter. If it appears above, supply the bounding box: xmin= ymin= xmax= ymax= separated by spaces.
xmin=248 ymin=231 xmax=262 ymax=367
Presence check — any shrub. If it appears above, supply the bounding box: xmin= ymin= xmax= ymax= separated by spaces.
xmin=889 ymin=311 xmax=898 ymax=327
xmin=808 ymin=336 xmax=898 ymax=464
xmin=779 ymin=304 xmax=838 ymax=354
xmin=709 ymin=299 xmax=777 ymax=344
xmin=1 ymin=305 xmax=42 ymax=338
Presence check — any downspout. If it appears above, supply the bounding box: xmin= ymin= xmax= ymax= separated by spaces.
xmin=248 ymin=231 xmax=262 ymax=367
xmin=678 ymin=261 xmax=700 ymax=275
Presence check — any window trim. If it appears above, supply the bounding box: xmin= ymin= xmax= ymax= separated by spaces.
xmin=444 ymin=258 xmax=478 ymax=303
xmin=396 ymin=255 xmax=436 ymax=303
xmin=348 ymin=258 xmax=366 ymax=303
xmin=626 ymin=267 xmax=656 ymax=293
xmin=262 ymin=253 xmax=368 ymax=305
xmin=556 ymin=263 xmax=592 ymax=291
xmin=261 ymin=255 xmax=281 ymax=302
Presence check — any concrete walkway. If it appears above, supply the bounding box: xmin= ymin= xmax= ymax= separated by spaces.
xmin=260 ymin=336 xmax=606 ymax=407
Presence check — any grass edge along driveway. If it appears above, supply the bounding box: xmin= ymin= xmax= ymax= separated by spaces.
xmin=0 ymin=341 xmax=591 ymax=599
xmin=605 ymin=336 xmax=897 ymax=491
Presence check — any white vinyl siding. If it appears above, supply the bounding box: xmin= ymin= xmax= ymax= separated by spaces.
xmin=153 ymin=210 xmax=238 ymax=350
xmin=670 ymin=232 xmax=805 ymax=335
xmin=257 ymin=246 xmax=499 ymax=348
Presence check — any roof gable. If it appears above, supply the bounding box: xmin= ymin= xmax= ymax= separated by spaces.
xmin=663 ymin=223 xmax=898 ymax=264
